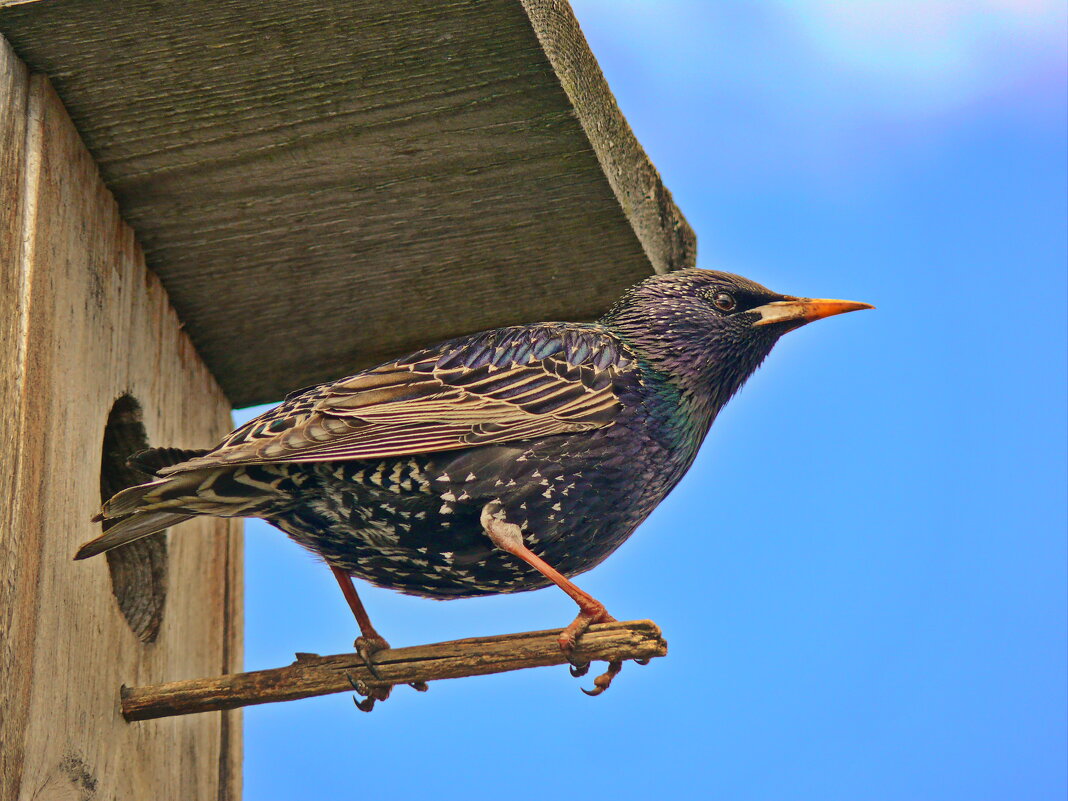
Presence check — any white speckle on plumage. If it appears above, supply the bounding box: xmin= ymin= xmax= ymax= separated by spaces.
xmin=465 ymin=473 xmax=477 ymax=482
xmin=355 ymin=522 xmax=400 ymax=548
xmin=440 ymin=491 xmax=457 ymax=502
xmin=438 ymin=472 xmax=451 ymax=482
xmin=552 ymin=502 xmax=562 ymax=511
xmin=439 ymin=503 xmax=453 ymax=515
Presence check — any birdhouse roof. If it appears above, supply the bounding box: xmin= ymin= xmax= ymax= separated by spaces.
xmin=0 ymin=0 xmax=694 ymax=406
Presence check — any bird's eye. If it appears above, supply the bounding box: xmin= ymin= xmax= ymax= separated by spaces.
xmin=712 ymin=291 xmax=736 ymax=312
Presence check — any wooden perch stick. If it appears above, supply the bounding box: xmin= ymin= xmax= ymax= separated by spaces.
xmin=120 ymin=620 xmax=667 ymax=721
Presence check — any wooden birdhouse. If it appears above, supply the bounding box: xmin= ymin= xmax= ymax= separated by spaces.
xmin=0 ymin=1 xmax=692 ymax=797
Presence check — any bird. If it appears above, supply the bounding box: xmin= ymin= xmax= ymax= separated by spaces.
xmin=77 ymin=268 xmax=871 ymax=704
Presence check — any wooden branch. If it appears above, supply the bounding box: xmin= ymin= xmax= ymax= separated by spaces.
xmin=121 ymin=620 xmax=667 ymax=721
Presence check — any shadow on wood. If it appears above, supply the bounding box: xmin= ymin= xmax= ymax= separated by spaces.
xmin=121 ymin=620 xmax=668 ymax=721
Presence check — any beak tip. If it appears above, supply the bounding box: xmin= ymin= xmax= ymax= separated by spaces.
xmin=802 ymin=298 xmax=876 ymax=323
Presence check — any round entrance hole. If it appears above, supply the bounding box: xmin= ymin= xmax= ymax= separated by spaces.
xmin=98 ymin=395 xmax=167 ymax=643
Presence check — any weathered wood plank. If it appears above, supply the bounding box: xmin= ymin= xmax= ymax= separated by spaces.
xmin=121 ymin=620 xmax=668 ymax=721
xmin=522 ymin=0 xmax=696 ymax=275
xmin=0 ymin=0 xmax=695 ymax=406
xmin=0 ymin=63 xmax=242 ymax=800
xmin=0 ymin=32 xmax=32 ymax=800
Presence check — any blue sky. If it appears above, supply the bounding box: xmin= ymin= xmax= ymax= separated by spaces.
xmin=237 ymin=3 xmax=1066 ymax=798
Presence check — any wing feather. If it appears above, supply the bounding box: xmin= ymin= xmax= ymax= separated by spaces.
xmin=160 ymin=324 xmax=632 ymax=475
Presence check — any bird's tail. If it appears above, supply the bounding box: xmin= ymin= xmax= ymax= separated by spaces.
xmin=78 ymin=448 xmax=286 ymax=560
xmin=76 ymin=508 xmax=196 ymax=559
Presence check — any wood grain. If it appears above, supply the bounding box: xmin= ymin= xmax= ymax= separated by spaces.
xmin=0 ymin=32 xmax=32 ymax=801
xmin=121 ymin=620 xmax=668 ymax=721
xmin=0 ymin=60 xmax=242 ymax=801
xmin=0 ymin=0 xmax=695 ymax=406
xmin=521 ymin=0 xmax=696 ymax=275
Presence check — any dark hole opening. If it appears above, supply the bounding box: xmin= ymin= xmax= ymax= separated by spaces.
xmin=99 ymin=394 xmax=167 ymax=643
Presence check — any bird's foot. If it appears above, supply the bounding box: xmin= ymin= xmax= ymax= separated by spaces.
xmin=559 ymin=603 xmax=626 ymax=696
xmin=354 ymin=633 xmax=391 ymax=680
xmin=351 ymin=633 xmax=392 ymax=711
xmin=346 ymin=672 xmax=392 ymax=713
xmin=581 ymin=659 xmax=623 ymax=697
xmin=348 ymin=635 xmax=428 ymax=711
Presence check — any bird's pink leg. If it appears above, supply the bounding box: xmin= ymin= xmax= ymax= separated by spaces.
xmin=330 ymin=566 xmax=428 ymax=711
xmin=331 ymin=565 xmax=391 ymax=655
xmin=481 ymin=506 xmax=623 ymax=696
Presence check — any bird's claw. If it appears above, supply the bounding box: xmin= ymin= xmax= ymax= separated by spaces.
xmin=353 ymin=695 xmax=378 ymax=713
xmin=344 ymin=658 xmax=428 ymax=712
xmin=634 ymin=657 xmax=651 ymax=666
xmin=346 ymin=671 xmax=391 ymax=713
xmin=581 ymin=659 xmax=623 ymax=697
xmin=354 ymin=634 xmax=390 ymax=681
xmin=569 ymin=660 xmax=591 ymax=678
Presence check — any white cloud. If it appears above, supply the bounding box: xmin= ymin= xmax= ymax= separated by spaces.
xmin=771 ymin=0 xmax=1066 ymax=113
xmin=572 ymin=0 xmax=1066 ymax=116
xmin=568 ymin=0 xmax=1065 ymax=194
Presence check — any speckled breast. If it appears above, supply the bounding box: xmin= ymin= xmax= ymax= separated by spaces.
xmin=267 ymin=403 xmax=694 ymax=600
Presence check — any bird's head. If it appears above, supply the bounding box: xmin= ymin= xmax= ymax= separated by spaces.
xmin=600 ymin=268 xmax=872 ymax=411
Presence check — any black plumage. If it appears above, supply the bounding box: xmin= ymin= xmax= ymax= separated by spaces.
xmin=79 ymin=269 xmax=870 ymax=696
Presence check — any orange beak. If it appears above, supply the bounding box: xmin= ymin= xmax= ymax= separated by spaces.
xmin=751 ymin=296 xmax=874 ymax=328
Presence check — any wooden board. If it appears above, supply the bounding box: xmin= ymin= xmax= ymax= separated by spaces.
xmin=0 ymin=0 xmax=696 ymax=406
xmin=0 ymin=31 xmax=32 ymax=801
xmin=0 ymin=52 xmax=242 ymax=800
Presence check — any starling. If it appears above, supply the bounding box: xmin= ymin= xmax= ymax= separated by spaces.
xmin=78 ymin=269 xmax=871 ymax=700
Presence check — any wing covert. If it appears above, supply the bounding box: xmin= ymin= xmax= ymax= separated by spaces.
xmin=159 ymin=324 xmax=631 ymax=474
